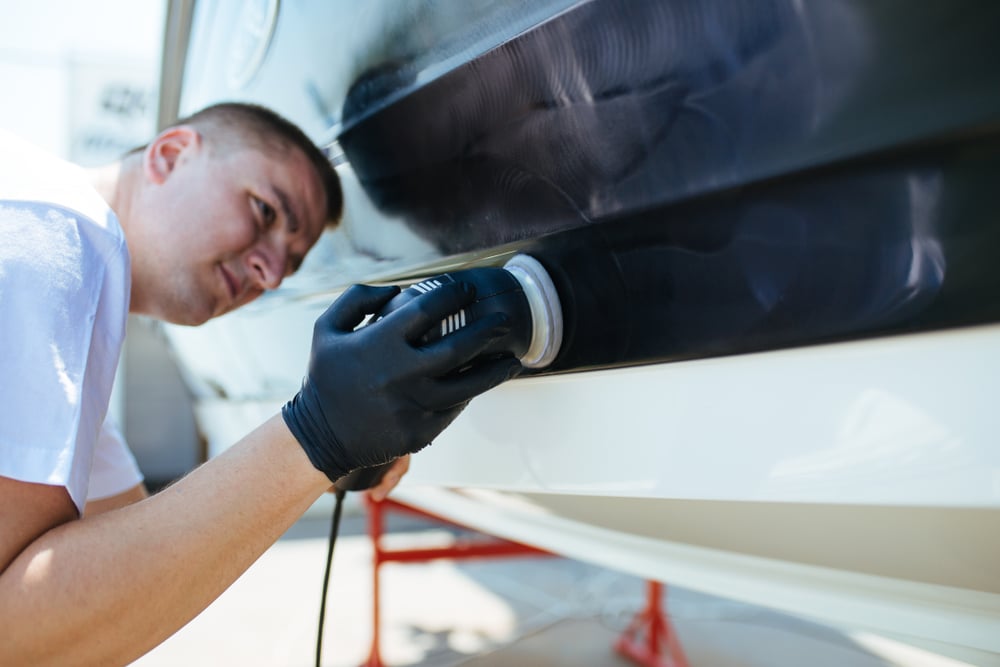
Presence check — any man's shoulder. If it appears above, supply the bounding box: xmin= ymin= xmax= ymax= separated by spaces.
xmin=0 ymin=130 xmax=73 ymax=192
xmin=0 ymin=130 xmax=121 ymax=240
xmin=0 ymin=131 xmax=126 ymax=267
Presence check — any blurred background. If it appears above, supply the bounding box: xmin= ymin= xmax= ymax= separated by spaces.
xmin=0 ymin=0 xmax=203 ymax=488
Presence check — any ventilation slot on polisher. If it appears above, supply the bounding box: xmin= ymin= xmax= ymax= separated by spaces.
xmin=376 ymin=253 xmax=564 ymax=369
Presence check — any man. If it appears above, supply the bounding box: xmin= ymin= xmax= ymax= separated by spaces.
xmin=0 ymin=103 xmax=520 ymax=665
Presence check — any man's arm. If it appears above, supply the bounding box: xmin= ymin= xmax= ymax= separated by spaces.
xmin=0 ymin=414 xmax=330 ymax=666
xmin=0 ymin=281 xmax=517 ymax=666
xmin=86 ymin=458 xmax=409 ymax=517
xmin=0 ymin=479 xmax=77 ymax=584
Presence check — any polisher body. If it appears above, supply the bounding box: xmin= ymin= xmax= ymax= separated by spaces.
xmin=335 ymin=254 xmax=563 ymax=491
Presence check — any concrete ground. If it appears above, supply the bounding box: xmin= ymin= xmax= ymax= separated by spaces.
xmin=131 ymin=501 xmax=998 ymax=667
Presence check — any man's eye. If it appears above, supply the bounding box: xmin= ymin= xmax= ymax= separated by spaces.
xmin=256 ymin=198 xmax=277 ymax=227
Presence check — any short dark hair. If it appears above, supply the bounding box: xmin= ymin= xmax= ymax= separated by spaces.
xmin=139 ymin=103 xmax=343 ymax=227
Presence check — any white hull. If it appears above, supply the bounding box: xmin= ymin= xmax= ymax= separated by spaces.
xmin=392 ymin=486 xmax=1000 ymax=655
xmin=169 ymin=318 xmax=1000 ymax=652
xmin=405 ymin=324 xmax=1000 ymax=507
xmin=386 ymin=323 xmax=1000 ymax=653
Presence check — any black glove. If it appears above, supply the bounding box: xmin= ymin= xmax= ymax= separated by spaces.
xmin=283 ymin=281 xmax=522 ymax=483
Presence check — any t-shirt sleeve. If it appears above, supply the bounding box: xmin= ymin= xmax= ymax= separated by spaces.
xmin=0 ymin=198 xmax=129 ymax=514
xmin=87 ymin=417 xmax=144 ymax=501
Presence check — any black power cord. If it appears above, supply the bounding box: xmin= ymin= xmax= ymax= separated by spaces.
xmin=315 ymin=488 xmax=347 ymax=667
xmin=313 ymin=464 xmax=394 ymax=666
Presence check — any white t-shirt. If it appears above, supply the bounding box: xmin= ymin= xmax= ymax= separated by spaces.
xmin=0 ymin=130 xmax=143 ymax=514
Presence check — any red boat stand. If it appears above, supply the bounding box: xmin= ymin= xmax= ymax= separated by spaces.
xmin=361 ymin=495 xmax=551 ymax=667
xmin=614 ymin=580 xmax=691 ymax=667
xmin=360 ymin=495 xmax=689 ymax=667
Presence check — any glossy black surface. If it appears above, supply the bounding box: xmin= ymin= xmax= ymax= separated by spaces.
xmin=179 ymin=0 xmax=1000 ymax=372
xmin=523 ymin=137 xmax=1000 ymax=372
xmin=331 ymin=0 xmax=1000 ymax=371
xmin=339 ymin=0 xmax=1000 ymax=256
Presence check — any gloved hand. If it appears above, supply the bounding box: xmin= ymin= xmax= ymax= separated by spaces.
xmin=283 ymin=281 xmax=522 ymax=483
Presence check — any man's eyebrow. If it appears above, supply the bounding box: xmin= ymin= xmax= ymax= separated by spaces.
xmin=273 ymin=186 xmax=300 ymax=234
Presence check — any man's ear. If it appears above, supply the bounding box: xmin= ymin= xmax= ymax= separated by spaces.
xmin=143 ymin=125 xmax=201 ymax=184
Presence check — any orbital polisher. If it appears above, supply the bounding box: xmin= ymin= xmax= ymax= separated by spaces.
xmin=315 ymin=254 xmax=564 ymax=666
xmin=334 ymin=253 xmax=564 ymax=491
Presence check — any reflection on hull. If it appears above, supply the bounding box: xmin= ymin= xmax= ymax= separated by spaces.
xmin=393 ymin=485 xmax=1000 ymax=657
xmin=527 ymin=138 xmax=999 ymax=371
xmin=331 ymin=0 xmax=1000 ymax=371
xmin=338 ymin=0 xmax=1000 ymax=255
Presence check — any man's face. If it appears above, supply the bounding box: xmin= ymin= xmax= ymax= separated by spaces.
xmin=131 ymin=129 xmax=328 ymax=325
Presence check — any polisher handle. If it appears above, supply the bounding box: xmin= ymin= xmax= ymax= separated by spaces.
xmin=380 ymin=266 xmax=534 ymax=361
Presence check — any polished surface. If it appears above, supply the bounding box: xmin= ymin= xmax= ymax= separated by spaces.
xmin=181 ymin=0 xmax=1000 ymax=253
xmin=337 ymin=0 xmax=1000 ymax=245
xmin=165 ymin=4 xmax=1000 ymax=649
xmin=180 ymin=0 xmax=581 ymax=140
xmin=512 ymin=138 xmax=999 ymax=372
xmin=177 ymin=0 xmax=1000 ymax=373
xmin=411 ymin=323 xmax=1000 ymax=506
xmin=170 ymin=0 xmax=1000 ymax=492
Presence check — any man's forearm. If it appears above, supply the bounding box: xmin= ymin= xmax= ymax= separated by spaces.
xmin=0 ymin=414 xmax=329 ymax=667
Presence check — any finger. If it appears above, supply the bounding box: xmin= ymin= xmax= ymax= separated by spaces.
xmin=323 ymin=284 xmax=401 ymax=331
xmin=382 ymin=281 xmax=477 ymax=340
xmin=414 ymin=311 xmax=512 ymax=373
xmin=393 ymin=453 xmax=412 ymax=476
xmin=368 ymin=455 xmax=411 ymax=501
xmin=422 ymin=357 xmax=523 ymax=410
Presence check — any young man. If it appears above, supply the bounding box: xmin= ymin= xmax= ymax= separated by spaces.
xmin=0 ymin=103 xmax=520 ymax=665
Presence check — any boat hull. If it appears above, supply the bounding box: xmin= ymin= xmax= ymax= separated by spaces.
xmin=161 ymin=0 xmax=1000 ymax=653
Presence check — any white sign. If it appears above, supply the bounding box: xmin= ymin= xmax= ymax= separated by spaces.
xmin=68 ymin=58 xmax=158 ymax=166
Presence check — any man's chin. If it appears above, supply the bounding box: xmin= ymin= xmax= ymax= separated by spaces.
xmin=156 ymin=301 xmax=217 ymax=327
xmin=164 ymin=313 xmax=212 ymax=327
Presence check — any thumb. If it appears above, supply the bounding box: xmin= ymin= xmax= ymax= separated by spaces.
xmin=322 ymin=284 xmax=401 ymax=331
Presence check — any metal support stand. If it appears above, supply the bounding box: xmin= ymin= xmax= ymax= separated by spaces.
xmin=361 ymin=495 xmax=552 ymax=667
xmin=614 ymin=580 xmax=691 ymax=667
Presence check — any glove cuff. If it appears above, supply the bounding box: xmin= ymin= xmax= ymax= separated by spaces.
xmin=282 ymin=393 xmax=352 ymax=483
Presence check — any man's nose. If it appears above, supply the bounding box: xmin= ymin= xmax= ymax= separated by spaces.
xmin=246 ymin=241 xmax=286 ymax=290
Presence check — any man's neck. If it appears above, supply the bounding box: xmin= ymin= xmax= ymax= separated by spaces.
xmin=86 ymin=156 xmax=143 ymax=246
xmin=86 ymin=161 xmax=123 ymax=215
